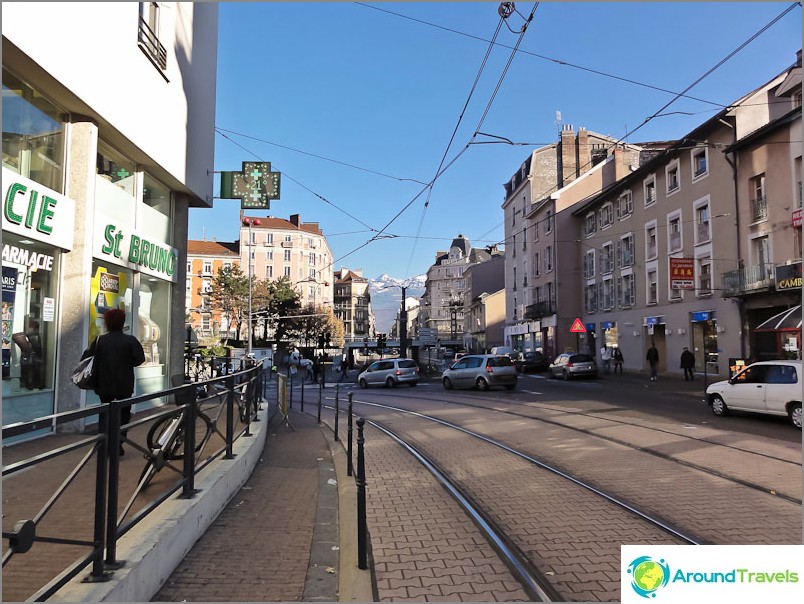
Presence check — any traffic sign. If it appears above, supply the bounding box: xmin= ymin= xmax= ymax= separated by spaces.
xmin=570 ymin=318 xmax=586 ymax=333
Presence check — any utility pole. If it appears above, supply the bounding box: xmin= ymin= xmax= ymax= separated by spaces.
xmin=399 ymin=286 xmax=408 ymax=358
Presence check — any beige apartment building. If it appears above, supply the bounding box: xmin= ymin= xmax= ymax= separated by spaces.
xmin=571 ymin=55 xmax=802 ymax=377
xmin=502 ymin=126 xmax=645 ymax=358
xmin=462 ymin=252 xmax=506 ymax=352
xmin=333 ymin=268 xmax=374 ymax=340
xmin=239 ymin=213 xmax=334 ymax=310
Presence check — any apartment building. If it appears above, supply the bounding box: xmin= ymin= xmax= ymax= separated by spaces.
xmin=239 ymin=213 xmax=334 ymax=309
xmin=2 ymin=3 xmax=217 ymax=430
xmin=502 ymin=126 xmax=645 ymax=357
xmin=571 ymin=54 xmax=802 ymax=377
xmin=462 ymin=251 xmax=506 ymax=352
xmin=186 ymin=240 xmax=240 ymax=339
xmin=420 ymin=235 xmax=492 ymax=341
xmin=333 ymin=268 xmax=374 ymax=340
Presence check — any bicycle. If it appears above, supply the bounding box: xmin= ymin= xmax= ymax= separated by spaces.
xmin=138 ymin=385 xmax=216 ymax=487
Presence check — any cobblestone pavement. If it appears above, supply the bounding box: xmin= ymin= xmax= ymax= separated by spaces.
xmin=154 ymin=411 xmax=336 ymax=602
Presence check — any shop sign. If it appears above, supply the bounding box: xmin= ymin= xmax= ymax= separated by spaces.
xmin=2 ymin=167 xmax=76 ymax=251
xmin=585 ymin=323 xmax=596 ymax=332
xmin=93 ymin=213 xmax=178 ymax=283
xmin=775 ymin=261 xmax=802 ymax=291
xmin=691 ymin=311 xmax=711 ymax=322
xmin=793 ymin=208 xmax=802 ymax=228
xmin=645 ymin=316 xmax=660 ymax=325
xmin=669 ymin=257 xmax=694 ymax=289
xmin=602 ymin=321 xmax=615 ymax=329
xmin=1 ymin=244 xmax=56 ymax=272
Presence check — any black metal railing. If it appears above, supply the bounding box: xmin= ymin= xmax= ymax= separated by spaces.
xmin=137 ymin=17 xmax=167 ymax=71
xmin=721 ymin=263 xmax=775 ymax=297
xmin=2 ymin=359 xmax=266 ymax=602
xmin=524 ymin=300 xmax=554 ymax=320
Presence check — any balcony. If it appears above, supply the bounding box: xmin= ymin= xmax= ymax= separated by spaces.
xmin=280 ymin=240 xmax=293 ymax=248
xmin=750 ymin=197 xmax=768 ymax=222
xmin=524 ymin=300 xmax=554 ymax=319
xmin=721 ymin=263 xmax=775 ymax=297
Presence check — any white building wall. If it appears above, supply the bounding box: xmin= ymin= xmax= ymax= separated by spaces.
xmin=2 ymin=1 xmax=217 ymax=204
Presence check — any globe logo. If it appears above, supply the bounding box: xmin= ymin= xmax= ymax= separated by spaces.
xmin=627 ymin=556 xmax=670 ymax=598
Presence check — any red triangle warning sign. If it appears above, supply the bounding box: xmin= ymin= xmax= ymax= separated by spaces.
xmin=569 ymin=318 xmax=586 ymax=333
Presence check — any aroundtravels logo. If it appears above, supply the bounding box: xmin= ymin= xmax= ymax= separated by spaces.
xmin=627 ymin=556 xmax=671 ymax=598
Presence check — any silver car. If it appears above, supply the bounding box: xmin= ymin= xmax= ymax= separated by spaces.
xmin=358 ymin=358 xmax=419 ymax=388
xmin=442 ymin=354 xmax=517 ymax=391
xmin=548 ymin=353 xmax=598 ymax=380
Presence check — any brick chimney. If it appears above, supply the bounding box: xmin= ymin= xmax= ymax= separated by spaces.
xmin=289 ymin=214 xmax=300 ymax=227
xmin=560 ymin=124 xmax=576 ymax=186
xmin=577 ymin=127 xmax=590 ymax=176
xmin=613 ymin=147 xmax=631 ymax=181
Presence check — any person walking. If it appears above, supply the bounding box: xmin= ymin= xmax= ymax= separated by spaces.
xmin=680 ymin=347 xmax=695 ymax=381
xmin=600 ymin=345 xmax=612 ymax=375
xmin=612 ymin=347 xmax=624 ymax=375
xmin=338 ymin=355 xmax=349 ymax=383
xmin=81 ymin=308 xmax=145 ymax=456
xmin=646 ymin=343 xmax=660 ymax=382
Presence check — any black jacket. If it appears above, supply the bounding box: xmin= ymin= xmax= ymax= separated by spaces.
xmin=646 ymin=347 xmax=659 ymax=363
xmin=82 ymin=331 xmax=146 ymax=398
xmin=680 ymin=350 xmax=695 ymax=368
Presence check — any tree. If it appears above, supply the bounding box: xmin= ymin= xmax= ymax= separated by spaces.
xmin=208 ymin=264 xmax=249 ymax=345
xmin=253 ymin=277 xmax=302 ymax=353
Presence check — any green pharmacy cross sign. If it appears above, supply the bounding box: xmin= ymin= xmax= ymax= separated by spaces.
xmin=219 ymin=161 xmax=281 ymax=209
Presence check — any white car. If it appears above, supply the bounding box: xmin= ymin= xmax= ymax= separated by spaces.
xmin=705 ymin=360 xmax=801 ymax=429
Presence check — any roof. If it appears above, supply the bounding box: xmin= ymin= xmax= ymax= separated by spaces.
xmin=723 ymin=107 xmax=802 ymax=153
xmin=334 ymin=270 xmax=368 ymax=284
xmin=450 ymin=235 xmax=470 ymax=256
xmin=187 ymin=240 xmax=240 ymax=256
xmin=241 ymin=216 xmax=324 ymax=236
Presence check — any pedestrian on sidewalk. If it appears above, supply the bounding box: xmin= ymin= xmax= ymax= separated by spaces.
xmin=612 ymin=347 xmax=624 ymax=374
xmin=312 ymin=356 xmax=320 ymax=384
xmin=680 ymin=347 xmax=695 ymax=381
xmin=338 ymin=356 xmax=348 ymax=382
xmin=646 ymin=343 xmax=659 ymax=382
xmin=600 ymin=345 xmax=612 ymax=375
xmin=81 ymin=308 xmax=145 ymax=456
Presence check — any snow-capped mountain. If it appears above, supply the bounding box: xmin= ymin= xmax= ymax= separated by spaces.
xmin=369 ymin=274 xmax=426 ymax=333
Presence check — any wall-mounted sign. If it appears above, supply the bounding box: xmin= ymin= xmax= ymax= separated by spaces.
xmin=793 ymin=208 xmax=802 ymax=228
xmin=669 ymin=257 xmax=695 ymax=289
xmin=220 ymin=161 xmax=281 ymax=209
xmin=43 ymin=297 xmax=55 ymax=322
xmin=691 ymin=311 xmax=712 ymax=322
xmin=2 ymin=167 xmax=76 ymax=250
xmin=775 ymin=261 xmax=802 ymax=291
xmin=93 ymin=212 xmax=178 ymax=283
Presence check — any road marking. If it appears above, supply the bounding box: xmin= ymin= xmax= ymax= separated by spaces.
xmin=522 ymin=390 xmax=542 ymax=395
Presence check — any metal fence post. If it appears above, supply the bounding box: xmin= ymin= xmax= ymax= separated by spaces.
xmin=334 ymin=384 xmax=340 ymax=442
xmin=181 ymin=385 xmax=198 ymax=497
xmin=104 ymin=401 xmax=122 ymax=567
xmin=289 ymin=372 xmax=294 ymax=410
xmin=300 ymin=369 xmax=305 ymax=413
xmin=225 ymin=375 xmax=235 ymax=459
xmin=356 ymin=417 xmax=367 ymax=570
xmin=347 ymin=392 xmax=354 ymax=476
xmin=91 ymin=406 xmax=109 ymax=578
xmin=317 ymin=374 xmax=322 ymax=424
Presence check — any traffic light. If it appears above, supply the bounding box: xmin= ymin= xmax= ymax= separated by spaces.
xmin=325 ymin=331 xmax=331 ymax=348
xmin=377 ymin=333 xmax=386 ymax=349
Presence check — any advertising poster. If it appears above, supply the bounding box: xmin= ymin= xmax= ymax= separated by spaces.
xmin=89 ymin=267 xmax=128 ymax=342
xmin=670 ymin=257 xmax=695 ymax=289
xmin=2 ymin=266 xmax=18 ymax=379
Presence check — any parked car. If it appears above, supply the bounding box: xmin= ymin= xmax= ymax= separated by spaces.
xmin=358 ymin=358 xmax=419 ymax=388
xmin=548 ymin=353 xmax=598 ymax=380
xmin=442 ymin=354 xmax=517 ymax=391
xmin=490 ymin=346 xmax=515 ymax=357
xmin=515 ymin=351 xmax=550 ymax=373
xmin=705 ymin=360 xmax=801 ymax=429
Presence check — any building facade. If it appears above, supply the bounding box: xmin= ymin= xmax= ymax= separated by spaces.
xmin=238 ymin=214 xmax=334 ymax=310
xmin=462 ymin=251 xmax=506 ymax=352
xmin=2 ymin=2 xmax=217 ymax=433
xmin=502 ymin=126 xmax=645 ymax=358
xmin=333 ymin=268 xmax=373 ymax=340
xmin=186 ymin=240 xmax=240 ymax=339
xmin=420 ymin=235 xmax=492 ymax=342
xmin=571 ymin=55 xmax=802 ymax=377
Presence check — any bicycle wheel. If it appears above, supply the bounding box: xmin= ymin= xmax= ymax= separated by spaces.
xmin=146 ymin=411 xmax=213 ymax=461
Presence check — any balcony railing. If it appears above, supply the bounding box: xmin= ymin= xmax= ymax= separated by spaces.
xmin=669 ymin=232 xmax=681 ymax=251
xmin=750 ymin=197 xmax=768 ymax=222
xmin=524 ymin=300 xmax=554 ymax=319
xmin=137 ymin=17 xmax=167 ymax=71
xmin=721 ymin=263 xmax=775 ymax=296
xmin=696 ymin=221 xmax=711 ymax=243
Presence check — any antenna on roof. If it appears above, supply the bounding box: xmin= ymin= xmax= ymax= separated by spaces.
xmin=202 ymin=226 xmax=206 ymax=241
xmin=555 ymin=110 xmax=562 ymax=134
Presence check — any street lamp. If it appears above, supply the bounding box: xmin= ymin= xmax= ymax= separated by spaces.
xmin=243 ymin=217 xmax=261 ymax=354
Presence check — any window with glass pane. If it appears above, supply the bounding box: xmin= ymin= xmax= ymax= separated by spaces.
xmin=645 ymin=179 xmax=656 ymax=205
xmin=97 ymin=140 xmax=136 ymax=196
xmin=2 ymin=69 xmax=65 ymax=192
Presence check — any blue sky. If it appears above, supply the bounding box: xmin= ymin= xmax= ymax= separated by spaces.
xmin=189 ymin=1 xmax=802 ymax=281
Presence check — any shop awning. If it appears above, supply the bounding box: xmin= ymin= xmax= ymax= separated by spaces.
xmin=754 ymin=305 xmax=802 ymax=332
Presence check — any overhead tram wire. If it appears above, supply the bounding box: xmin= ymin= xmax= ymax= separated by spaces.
xmin=355 ymin=2 xmax=732 ymax=109
xmin=214 ymin=129 xmax=379 ymax=233
xmin=405 ymin=2 xmax=539 ymax=274
xmin=475 ymin=1 xmax=801 ymax=247
xmin=215 ymin=126 xmax=429 ymax=186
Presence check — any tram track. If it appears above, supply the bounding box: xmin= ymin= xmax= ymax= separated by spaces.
xmin=346 ymin=388 xmax=802 ymax=504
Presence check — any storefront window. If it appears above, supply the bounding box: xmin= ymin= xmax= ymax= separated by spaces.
xmin=691 ymin=314 xmax=718 ymax=373
xmin=136 ymin=276 xmax=170 ymax=396
xmin=141 ymin=173 xmax=172 ymax=244
xmin=2 ymin=232 xmax=61 ymax=426
xmin=2 ymin=68 xmax=65 ymax=193
xmin=96 ymin=141 xmax=136 ymax=226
